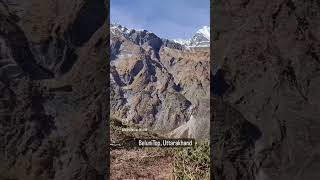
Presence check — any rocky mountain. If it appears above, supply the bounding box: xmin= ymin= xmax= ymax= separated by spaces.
xmin=174 ymin=26 xmax=210 ymax=47
xmin=0 ymin=1 xmax=108 ymax=179
xmin=212 ymin=0 xmax=320 ymax=180
xmin=110 ymin=23 xmax=210 ymax=139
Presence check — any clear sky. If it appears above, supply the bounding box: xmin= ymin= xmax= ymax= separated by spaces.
xmin=110 ymin=0 xmax=210 ymax=39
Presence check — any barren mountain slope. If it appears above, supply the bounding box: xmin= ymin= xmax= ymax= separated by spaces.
xmin=212 ymin=0 xmax=320 ymax=179
xmin=0 ymin=1 xmax=108 ymax=179
xmin=110 ymin=24 xmax=210 ymax=139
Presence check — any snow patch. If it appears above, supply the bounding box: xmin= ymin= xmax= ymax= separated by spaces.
xmin=197 ymin=26 xmax=210 ymax=40
xmin=172 ymin=26 xmax=210 ymax=48
xmin=173 ymin=39 xmax=191 ymax=46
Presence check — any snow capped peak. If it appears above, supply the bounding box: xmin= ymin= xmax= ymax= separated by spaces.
xmin=173 ymin=39 xmax=191 ymax=46
xmin=172 ymin=26 xmax=210 ymax=48
xmin=110 ymin=23 xmax=157 ymax=37
xmin=110 ymin=23 xmax=132 ymax=34
xmin=196 ymin=26 xmax=210 ymax=40
xmin=110 ymin=22 xmax=210 ymax=48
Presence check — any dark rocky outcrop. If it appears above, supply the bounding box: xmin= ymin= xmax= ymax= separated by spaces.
xmin=162 ymin=39 xmax=184 ymax=50
xmin=0 ymin=1 xmax=108 ymax=180
xmin=212 ymin=0 xmax=320 ymax=179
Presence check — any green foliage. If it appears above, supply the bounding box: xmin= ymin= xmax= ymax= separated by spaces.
xmin=173 ymin=140 xmax=210 ymax=180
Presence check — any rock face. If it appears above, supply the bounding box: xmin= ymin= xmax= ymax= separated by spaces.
xmin=0 ymin=1 xmax=108 ymax=180
xmin=110 ymin=24 xmax=210 ymax=139
xmin=212 ymin=0 xmax=320 ymax=180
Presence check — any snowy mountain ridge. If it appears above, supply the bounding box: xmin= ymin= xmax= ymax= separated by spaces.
xmin=174 ymin=26 xmax=210 ymax=47
xmin=111 ymin=23 xmax=210 ymax=48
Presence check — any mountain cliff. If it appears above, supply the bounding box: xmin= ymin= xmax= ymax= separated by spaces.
xmin=110 ymin=24 xmax=210 ymax=139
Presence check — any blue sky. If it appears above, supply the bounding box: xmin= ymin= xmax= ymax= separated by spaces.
xmin=111 ymin=0 xmax=210 ymax=39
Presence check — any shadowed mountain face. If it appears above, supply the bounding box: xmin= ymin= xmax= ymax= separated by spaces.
xmin=0 ymin=1 xmax=108 ymax=179
xmin=212 ymin=0 xmax=320 ymax=180
xmin=110 ymin=24 xmax=210 ymax=139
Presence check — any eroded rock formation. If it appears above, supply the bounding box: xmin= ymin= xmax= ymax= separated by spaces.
xmin=110 ymin=24 xmax=210 ymax=139
xmin=212 ymin=0 xmax=320 ymax=179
